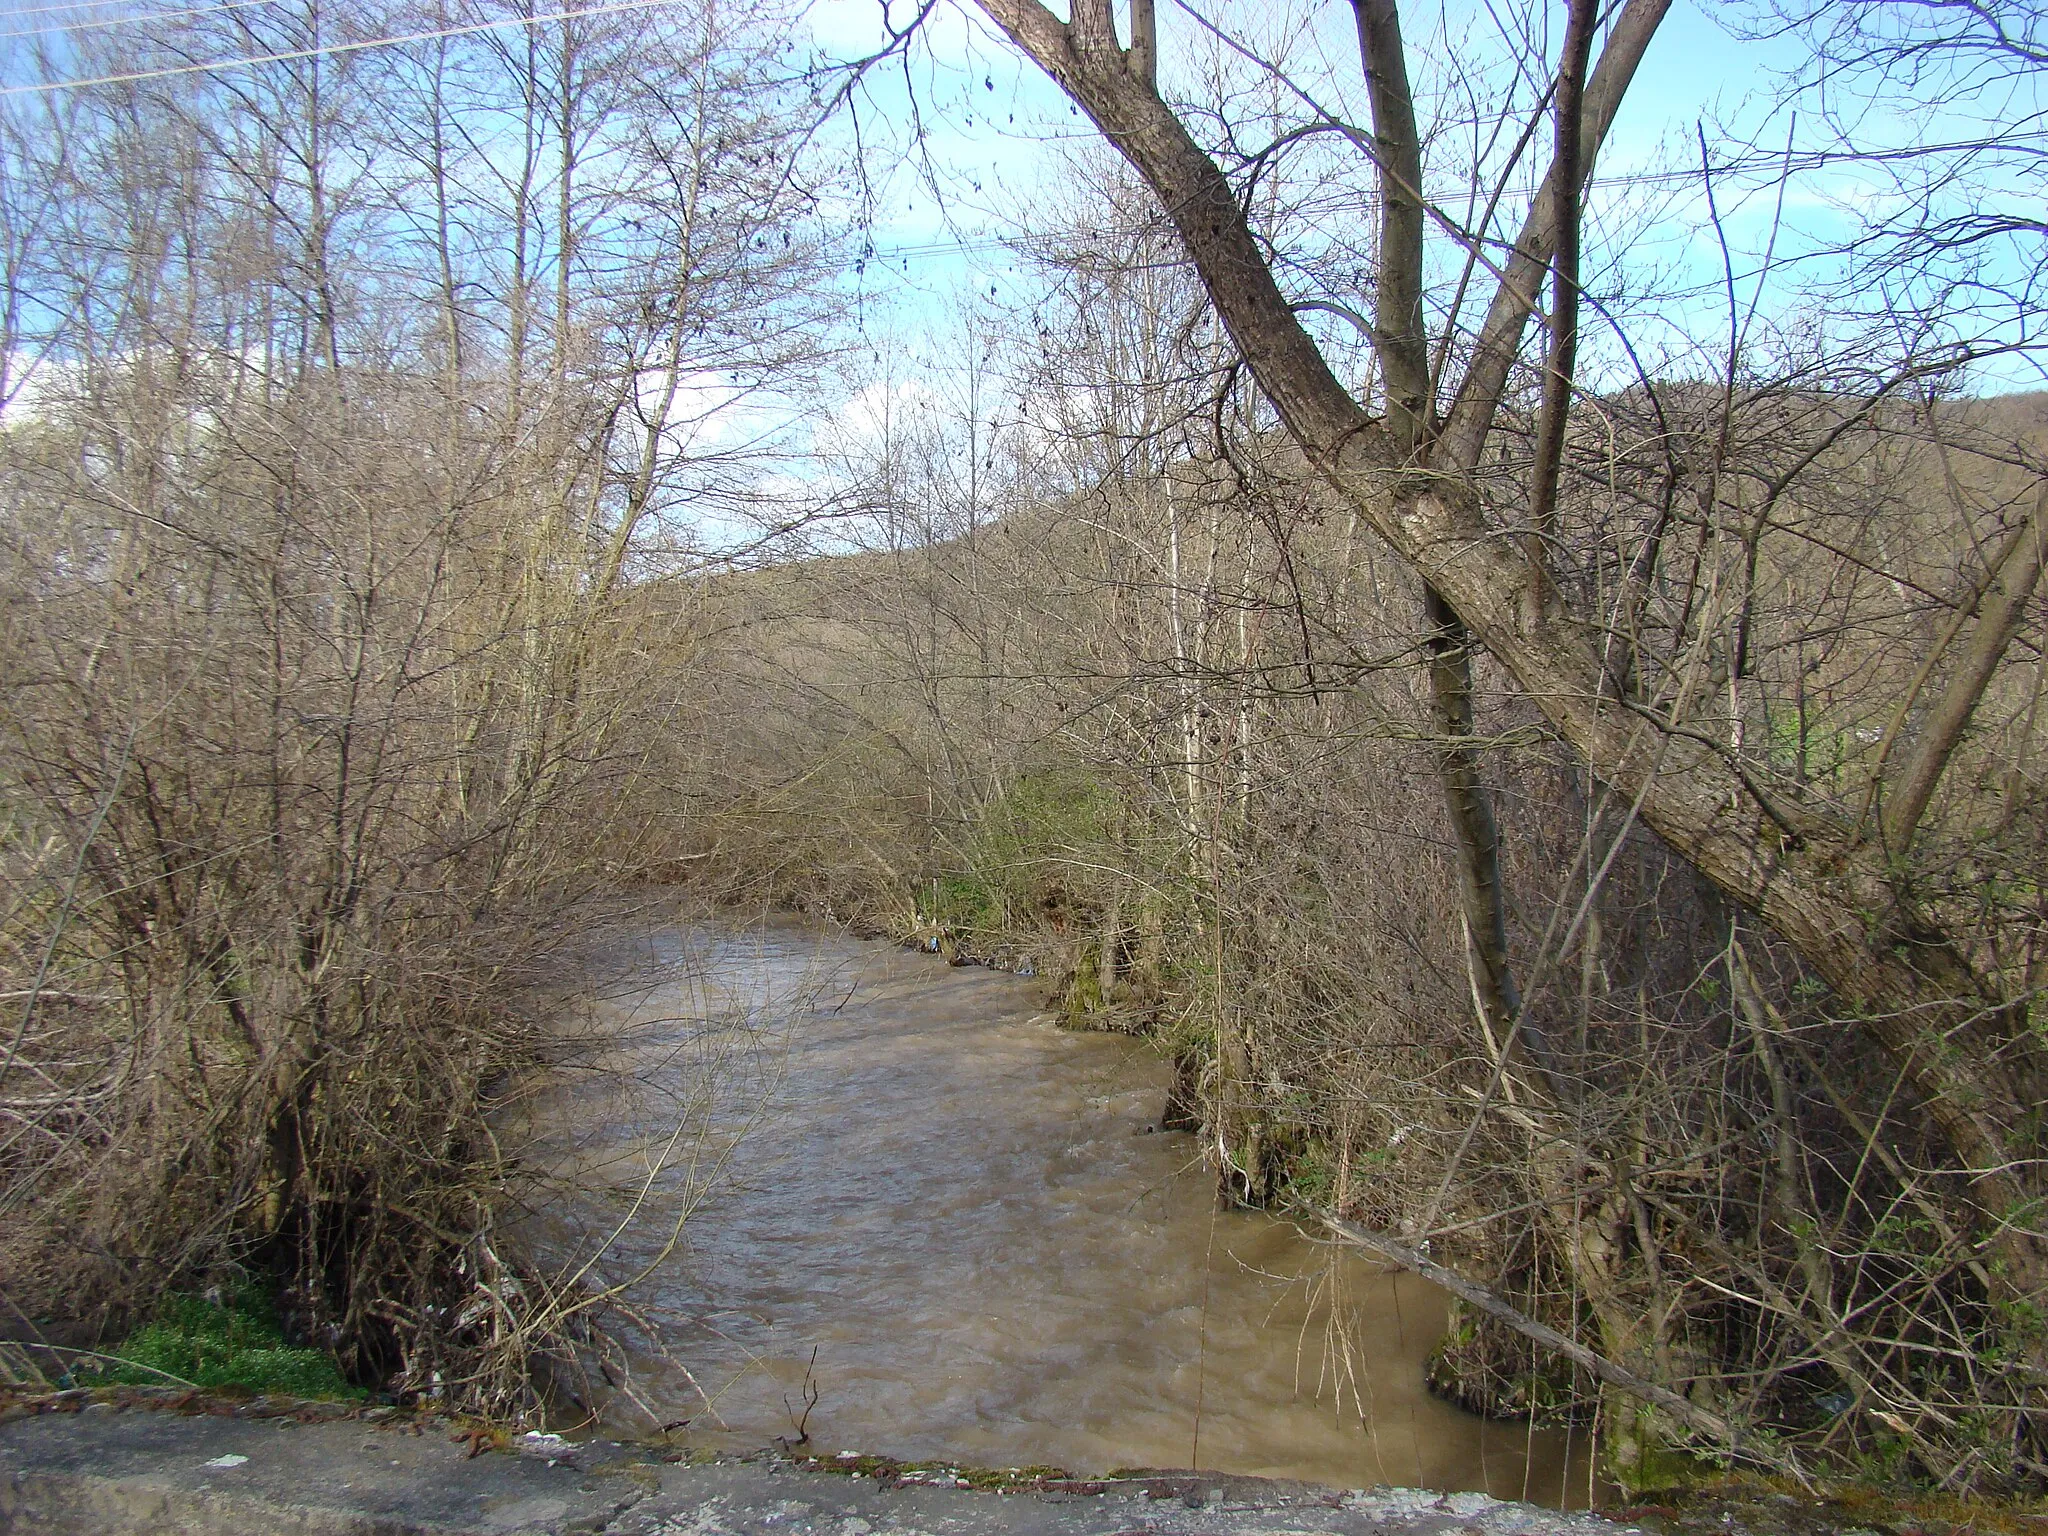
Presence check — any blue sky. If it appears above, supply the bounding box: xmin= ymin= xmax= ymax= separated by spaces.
xmin=2 ymin=0 xmax=2033 ymax=516
xmin=808 ymin=0 xmax=2041 ymax=411
xmin=820 ymin=2 xmax=1806 ymax=303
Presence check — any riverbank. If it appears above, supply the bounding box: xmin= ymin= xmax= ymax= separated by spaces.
xmin=5 ymin=1389 xmax=2039 ymax=1536
xmin=0 ymin=1386 xmax=1605 ymax=1536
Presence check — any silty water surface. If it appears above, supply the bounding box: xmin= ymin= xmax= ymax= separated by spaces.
xmin=512 ymin=917 xmax=1588 ymax=1504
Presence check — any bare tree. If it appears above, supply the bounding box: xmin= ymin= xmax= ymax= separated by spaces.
xmin=0 ymin=0 xmax=846 ymax=1403
xmin=954 ymin=0 xmax=2046 ymax=1481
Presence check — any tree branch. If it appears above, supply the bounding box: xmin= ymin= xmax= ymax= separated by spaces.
xmin=1437 ymin=0 xmax=1670 ymax=472
xmin=1883 ymin=483 xmax=2048 ymax=858
xmin=1128 ymin=0 xmax=1155 ymax=88
xmin=1526 ymin=0 xmax=1596 ymax=555
xmin=1319 ymin=1214 xmax=1810 ymax=1481
xmin=1353 ymin=0 xmax=1430 ymax=458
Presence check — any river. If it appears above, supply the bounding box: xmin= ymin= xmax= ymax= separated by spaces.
xmin=510 ymin=914 xmax=1590 ymax=1506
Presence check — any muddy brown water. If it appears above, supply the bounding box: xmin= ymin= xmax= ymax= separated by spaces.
xmin=512 ymin=916 xmax=1591 ymax=1505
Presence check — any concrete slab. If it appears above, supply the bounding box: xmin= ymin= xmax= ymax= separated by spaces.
xmin=0 ymin=1396 xmax=1641 ymax=1536
xmin=0 ymin=1402 xmax=639 ymax=1533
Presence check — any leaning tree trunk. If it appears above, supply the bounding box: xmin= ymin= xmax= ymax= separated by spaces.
xmin=973 ymin=0 xmax=2048 ymax=1335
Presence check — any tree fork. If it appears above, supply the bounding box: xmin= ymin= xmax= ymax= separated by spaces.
xmin=971 ymin=0 xmax=2048 ymax=1322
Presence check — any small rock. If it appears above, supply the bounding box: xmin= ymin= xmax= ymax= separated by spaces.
xmin=521 ymin=1431 xmax=570 ymax=1457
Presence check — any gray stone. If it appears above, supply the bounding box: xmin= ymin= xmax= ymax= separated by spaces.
xmin=1 ymin=1400 xmax=1651 ymax=1536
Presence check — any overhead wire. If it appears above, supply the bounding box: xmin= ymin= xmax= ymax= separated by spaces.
xmin=0 ymin=0 xmax=679 ymax=95
xmin=1 ymin=0 xmax=285 ymax=44
xmin=0 ymin=0 xmax=144 ymax=19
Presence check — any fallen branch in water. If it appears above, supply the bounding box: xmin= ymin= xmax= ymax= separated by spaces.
xmin=1317 ymin=1213 xmax=1811 ymax=1486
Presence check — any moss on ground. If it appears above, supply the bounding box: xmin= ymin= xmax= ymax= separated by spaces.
xmin=1608 ymin=1478 xmax=2048 ymax=1536
xmin=787 ymin=1452 xmax=1089 ymax=1492
xmin=72 ymin=1285 xmax=363 ymax=1400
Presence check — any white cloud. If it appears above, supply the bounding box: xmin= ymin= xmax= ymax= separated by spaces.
xmin=0 ymin=352 xmax=79 ymax=422
xmin=815 ymin=376 xmax=940 ymax=465
xmin=634 ymin=366 xmax=755 ymax=455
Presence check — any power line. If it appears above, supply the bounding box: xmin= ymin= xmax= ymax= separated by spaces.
xmin=0 ymin=0 xmax=145 ymax=19
xmin=0 ymin=0 xmax=678 ymax=95
xmin=1 ymin=0 xmax=285 ymax=44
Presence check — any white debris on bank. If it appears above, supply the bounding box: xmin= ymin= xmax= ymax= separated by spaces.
xmin=1341 ymin=1486 xmax=1641 ymax=1536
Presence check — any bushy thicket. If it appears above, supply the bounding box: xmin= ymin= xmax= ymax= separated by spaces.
xmin=677 ymin=361 xmax=2048 ymax=1494
xmin=0 ymin=0 xmax=831 ymax=1408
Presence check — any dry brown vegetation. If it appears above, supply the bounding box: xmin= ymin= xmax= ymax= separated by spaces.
xmin=659 ymin=203 xmax=2048 ymax=1492
xmin=3 ymin=0 xmax=2046 ymax=1504
xmin=0 ymin=0 xmax=830 ymax=1412
xmin=938 ymin=0 xmax=2048 ymax=1496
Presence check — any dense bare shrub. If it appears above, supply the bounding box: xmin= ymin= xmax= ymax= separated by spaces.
xmin=0 ymin=0 xmax=837 ymax=1402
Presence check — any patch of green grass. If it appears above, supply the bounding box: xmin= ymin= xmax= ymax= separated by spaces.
xmin=923 ymin=870 xmax=1003 ymax=937
xmin=1280 ymin=1139 xmax=1337 ymax=1208
xmin=76 ymin=1284 xmax=363 ymax=1399
xmin=927 ymin=769 xmax=1121 ymax=941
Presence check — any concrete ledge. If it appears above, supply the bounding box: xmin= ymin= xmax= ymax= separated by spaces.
xmin=0 ymin=1396 xmax=1640 ymax=1536
xmin=0 ymin=1402 xmax=638 ymax=1534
